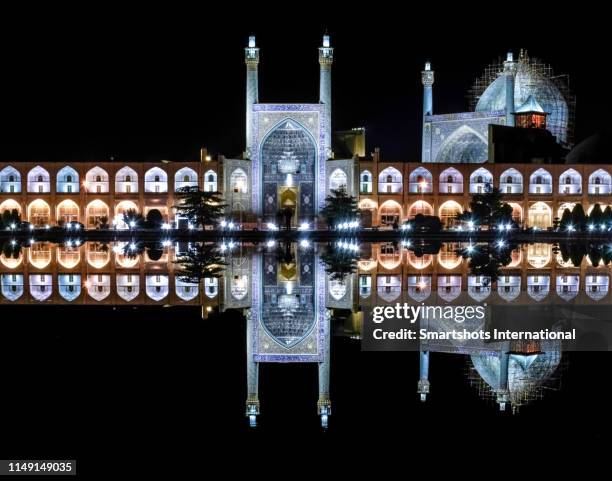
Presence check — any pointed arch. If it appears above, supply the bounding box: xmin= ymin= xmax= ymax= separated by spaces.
xmin=529 ymin=168 xmax=552 ymax=194
xmin=56 ymin=199 xmax=80 ymax=225
xmin=439 ymin=167 xmax=463 ymax=194
xmin=0 ymin=166 xmax=21 ymax=193
xmin=469 ymin=167 xmax=493 ymax=193
xmin=175 ymin=167 xmax=199 ymax=191
xmin=435 ymin=125 xmax=488 ymax=163
xmin=144 ymin=167 xmax=168 ymax=193
xmin=409 ymin=167 xmax=433 ymax=193
xmin=500 ymin=168 xmax=523 ymax=194
xmin=85 ymin=166 xmax=109 ymax=193
xmin=56 ymin=166 xmax=79 ymax=193
xmin=559 ymin=168 xmax=582 ymax=194
xmin=115 ymin=166 xmax=138 ymax=193
xmin=378 ymin=167 xmax=402 ymax=193
xmin=58 ymin=274 xmax=81 ymax=301
xmin=27 ymin=166 xmax=50 ymax=193
xmin=588 ymin=169 xmax=611 ymax=195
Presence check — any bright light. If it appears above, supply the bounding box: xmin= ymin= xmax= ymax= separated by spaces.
xmin=228 ymin=241 xmax=236 ymax=249
xmin=10 ymin=223 xmax=16 ymax=229
xmin=588 ymin=224 xmax=595 ymax=231
xmin=418 ymin=281 xmax=427 ymax=290
xmin=267 ymin=222 xmax=277 ymax=231
xmin=220 ymin=220 xmax=227 ymax=228
xmin=45 ymin=224 xmax=50 ymax=230
xmin=67 ymin=240 xmax=73 ymax=247
xmin=162 ymin=240 xmax=171 ymax=247
xmin=401 ymin=240 xmax=411 ymax=247
xmin=30 ymin=238 xmax=35 ymax=244
xmin=228 ymin=222 xmax=235 ymax=229
xmin=161 ymin=223 xmax=171 ymax=230
xmin=497 ymin=240 xmax=505 ymax=248
xmin=129 ymin=243 xmax=136 ymax=251
xmin=286 ymin=174 xmax=293 ymax=187
xmin=466 ymin=244 xmax=474 ymax=253
xmin=567 ymin=225 xmax=575 ymax=232
xmin=602 ymin=224 xmax=607 ymax=230
xmin=299 ymin=222 xmax=309 ymax=231
xmin=505 ymin=224 xmax=512 ymax=231
xmin=419 ymin=180 xmax=428 ymax=190
xmin=300 ymin=239 xmax=310 ymax=248
xmin=467 ymin=220 xmax=474 ymax=231
xmin=266 ymin=240 xmax=275 ymax=248
xmin=29 ymin=224 xmax=34 ymax=230
xmin=206 ymin=306 xmax=212 ymax=312
xmin=10 ymin=240 xmax=16 ymax=246
xmin=219 ymin=243 xmax=227 ymax=252
xmin=84 ymin=280 xmax=91 ymax=288
xmin=129 ymin=221 xmax=136 ymax=228
xmin=188 ymin=223 xmax=194 ymax=230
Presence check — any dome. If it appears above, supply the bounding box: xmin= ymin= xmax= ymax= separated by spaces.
xmin=475 ymin=57 xmax=569 ymax=145
xmin=471 ymin=351 xmax=560 ymax=403
xmin=566 ymin=129 xmax=612 ymax=164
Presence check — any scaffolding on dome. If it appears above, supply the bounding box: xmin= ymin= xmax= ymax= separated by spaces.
xmin=468 ymin=49 xmax=576 ymax=148
xmin=465 ymin=350 xmax=566 ymax=414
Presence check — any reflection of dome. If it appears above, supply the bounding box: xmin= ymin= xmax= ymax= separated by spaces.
xmin=566 ymin=129 xmax=612 ymax=164
xmin=475 ymin=55 xmax=570 ymax=145
xmin=471 ymin=351 xmax=560 ymax=406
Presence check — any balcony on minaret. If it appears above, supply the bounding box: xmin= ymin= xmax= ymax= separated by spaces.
xmin=245 ymin=35 xmax=259 ymax=64
xmin=319 ymin=35 xmax=333 ymax=64
xmin=513 ymin=95 xmax=548 ymax=130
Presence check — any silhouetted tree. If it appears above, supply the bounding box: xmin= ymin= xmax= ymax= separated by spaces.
xmin=320 ymin=186 xmax=361 ymax=229
xmin=174 ymin=242 xmax=226 ymax=284
xmin=174 ymin=186 xmax=227 ymax=228
xmin=559 ymin=208 xmax=573 ymax=229
xmin=122 ymin=209 xmax=145 ymax=228
xmin=571 ymin=204 xmax=587 ymax=231
xmin=457 ymin=186 xmax=513 ymax=228
xmin=589 ymin=203 xmax=604 ymax=226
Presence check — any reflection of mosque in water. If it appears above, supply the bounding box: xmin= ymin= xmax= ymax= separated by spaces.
xmin=4 ymin=240 xmax=605 ymax=421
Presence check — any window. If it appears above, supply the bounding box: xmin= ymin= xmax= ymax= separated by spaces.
xmin=595 ymin=177 xmax=601 ymax=184
xmin=37 ymin=175 xmax=43 ymax=182
xmin=447 ymin=175 xmax=453 ymax=183
xmin=154 ymin=175 xmax=160 ymax=182
xmin=38 ymin=185 xmax=43 ymax=193
xmin=67 ymin=185 xmax=72 ymax=193
xmin=126 ymin=185 xmax=131 ymax=193
xmin=126 ymin=175 xmax=132 ymax=182
xmin=184 ymin=175 xmax=190 ymax=182
xmin=8 ymin=175 xmax=14 ymax=182
xmin=506 ymin=176 xmax=513 ymax=183
xmin=386 ymin=175 xmax=392 ymax=183
xmin=96 ymin=175 xmax=102 ymax=182
xmin=565 ymin=177 xmax=571 ymax=185
xmin=536 ymin=176 xmax=542 ymax=184
xmin=477 ymin=176 xmax=483 ymax=183
xmin=67 ymin=175 xmax=72 ymax=182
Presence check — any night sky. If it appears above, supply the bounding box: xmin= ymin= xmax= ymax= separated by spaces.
xmin=0 ymin=7 xmax=609 ymax=163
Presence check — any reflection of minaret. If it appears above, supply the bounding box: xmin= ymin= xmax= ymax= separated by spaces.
xmin=245 ymin=35 xmax=260 ymax=159
xmin=319 ymin=34 xmax=334 ymax=159
xmin=245 ymin=308 xmax=260 ymax=427
xmin=503 ymin=52 xmax=517 ymax=127
xmin=318 ymin=310 xmax=332 ymax=428
xmin=418 ymin=350 xmax=430 ymax=401
xmin=496 ymin=347 xmax=510 ymax=411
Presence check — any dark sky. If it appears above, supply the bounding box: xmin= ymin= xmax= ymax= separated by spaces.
xmin=0 ymin=6 xmax=608 ymax=163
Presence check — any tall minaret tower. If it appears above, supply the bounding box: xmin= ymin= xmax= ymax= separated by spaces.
xmin=245 ymin=35 xmax=260 ymax=159
xmin=319 ymin=34 xmax=334 ymax=159
xmin=422 ymin=61 xmax=434 ymax=119
xmin=503 ymin=51 xmax=517 ymax=127
xmin=421 ymin=61 xmax=434 ymax=162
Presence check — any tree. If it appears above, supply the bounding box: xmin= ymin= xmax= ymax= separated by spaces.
xmin=559 ymin=208 xmax=573 ymax=229
xmin=122 ymin=209 xmax=145 ymax=228
xmin=145 ymin=209 xmax=164 ymax=229
xmin=97 ymin=215 xmax=109 ymax=229
xmin=174 ymin=187 xmax=227 ymax=228
xmin=0 ymin=209 xmax=20 ymax=229
xmin=589 ymin=203 xmax=604 ymax=226
xmin=603 ymin=206 xmax=612 ymax=226
xmin=174 ymin=242 xmax=226 ymax=284
xmin=320 ymin=186 xmax=361 ymax=229
xmin=320 ymin=243 xmax=359 ymax=281
xmin=456 ymin=186 xmax=512 ymax=228
xmin=571 ymin=204 xmax=587 ymax=231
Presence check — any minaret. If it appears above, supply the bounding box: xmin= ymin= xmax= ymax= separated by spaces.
xmin=245 ymin=309 xmax=260 ymax=427
xmin=421 ymin=61 xmax=434 ymax=118
xmin=417 ymin=350 xmax=430 ymax=401
xmin=245 ymin=35 xmax=260 ymax=159
xmin=319 ymin=34 xmax=334 ymax=159
xmin=317 ymin=310 xmax=332 ymax=428
xmin=503 ymin=52 xmax=517 ymax=127
xmin=421 ymin=61 xmax=434 ymax=163
xmin=496 ymin=349 xmax=510 ymax=411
